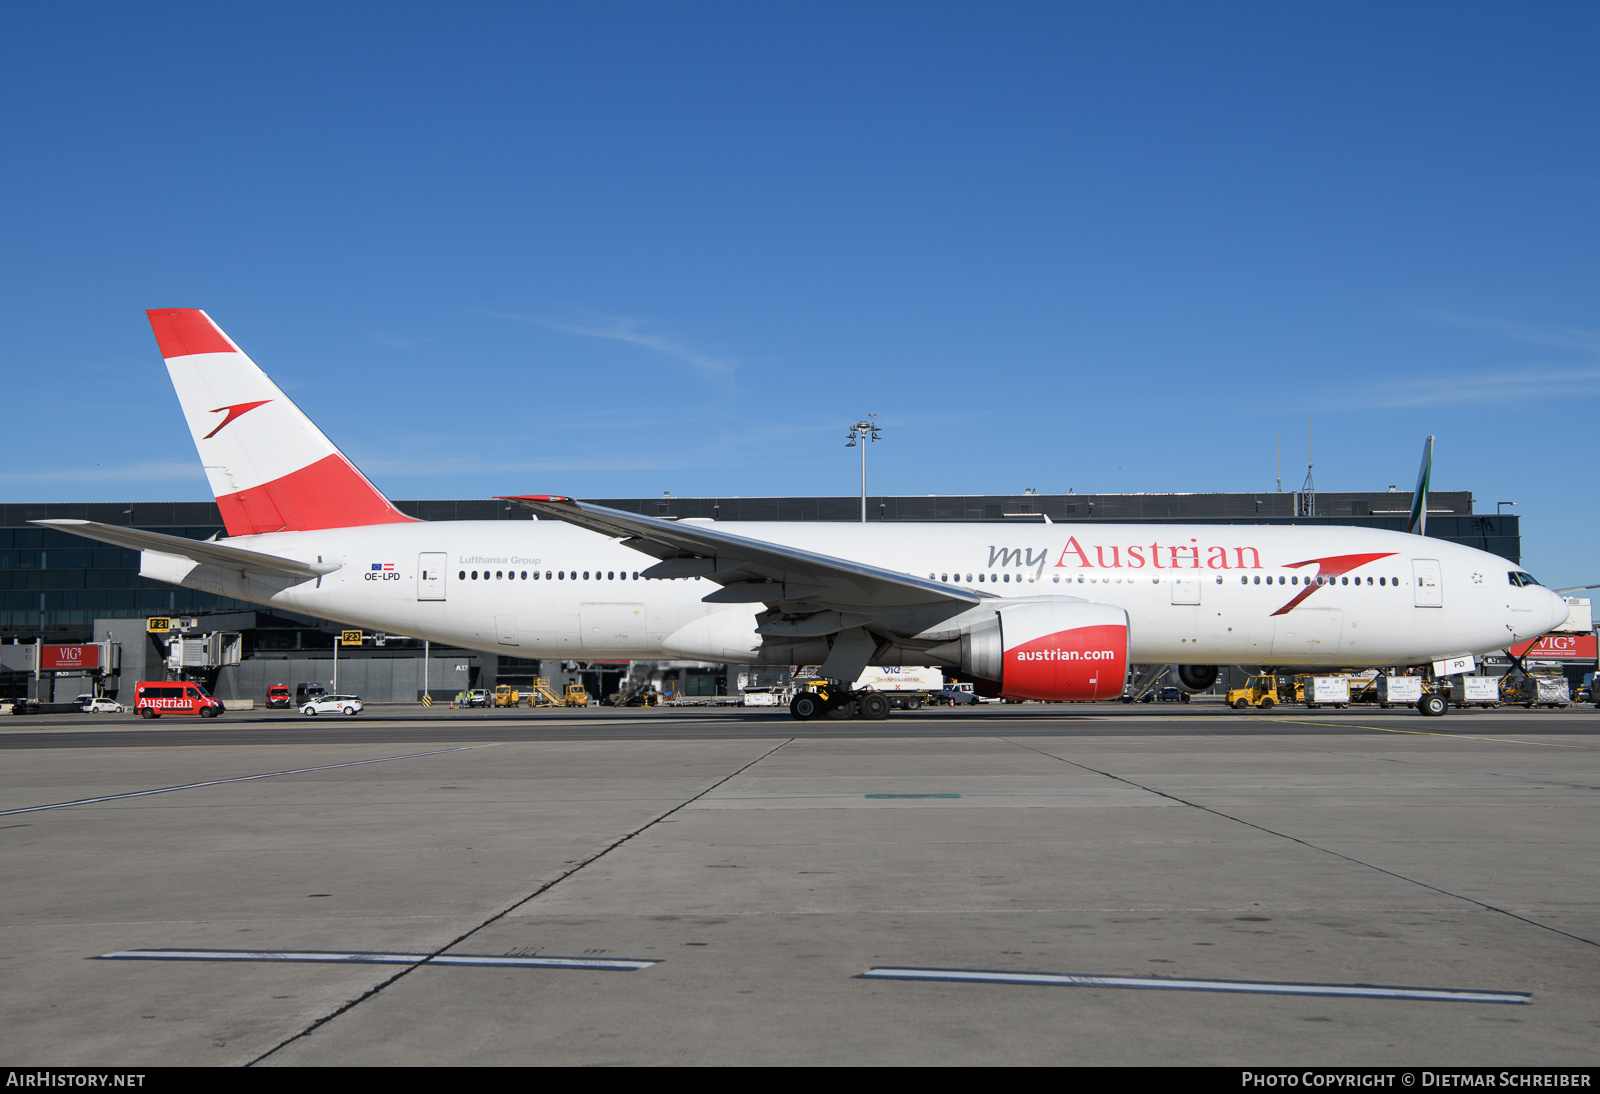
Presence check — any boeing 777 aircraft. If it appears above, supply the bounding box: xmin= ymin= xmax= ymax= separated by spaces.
xmin=38 ymin=310 xmax=1570 ymax=719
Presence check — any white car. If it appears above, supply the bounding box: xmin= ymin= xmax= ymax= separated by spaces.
xmin=301 ymin=694 xmax=363 ymax=716
xmin=84 ymin=698 xmax=124 ymax=713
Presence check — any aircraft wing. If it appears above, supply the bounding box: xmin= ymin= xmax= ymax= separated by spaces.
xmin=31 ymin=520 xmax=340 ymax=581
xmin=499 ymin=496 xmax=983 ymax=613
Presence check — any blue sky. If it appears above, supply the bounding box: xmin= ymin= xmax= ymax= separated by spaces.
xmin=3 ymin=2 xmax=1597 ymax=586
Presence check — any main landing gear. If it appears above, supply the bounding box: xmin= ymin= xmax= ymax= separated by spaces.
xmin=790 ymin=684 xmax=890 ymax=721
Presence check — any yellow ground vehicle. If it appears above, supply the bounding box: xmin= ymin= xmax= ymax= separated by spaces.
xmin=503 ymin=678 xmax=591 ymax=708
xmin=1227 ymin=675 xmax=1281 ymax=710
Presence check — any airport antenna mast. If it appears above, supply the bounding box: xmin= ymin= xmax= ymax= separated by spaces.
xmin=845 ymin=416 xmax=882 ymax=522
xmin=1300 ymin=418 xmax=1316 ymax=517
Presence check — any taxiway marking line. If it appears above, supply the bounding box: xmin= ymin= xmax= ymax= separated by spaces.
xmin=1267 ymin=717 xmax=1600 ymax=749
xmin=860 ymin=966 xmax=1529 ymax=1004
xmin=98 ymin=948 xmax=654 ymax=971
xmin=0 ymin=748 xmax=473 ymax=817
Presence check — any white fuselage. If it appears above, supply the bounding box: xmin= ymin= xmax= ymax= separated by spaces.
xmin=162 ymin=520 xmax=1567 ymax=669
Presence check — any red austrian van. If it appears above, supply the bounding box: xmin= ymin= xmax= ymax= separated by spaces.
xmin=134 ymin=681 xmax=225 ymax=718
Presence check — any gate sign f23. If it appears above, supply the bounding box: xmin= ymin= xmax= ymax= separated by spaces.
xmin=42 ymin=645 xmax=100 ymax=670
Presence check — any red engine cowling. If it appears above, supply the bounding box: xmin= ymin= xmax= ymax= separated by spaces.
xmin=954 ymin=599 xmax=1129 ymax=701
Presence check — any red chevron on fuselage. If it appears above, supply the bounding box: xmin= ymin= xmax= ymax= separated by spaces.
xmin=1271 ymin=552 xmax=1398 ymax=617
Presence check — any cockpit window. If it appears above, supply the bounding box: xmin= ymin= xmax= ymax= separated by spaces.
xmin=1508 ymin=571 xmax=1542 ymax=587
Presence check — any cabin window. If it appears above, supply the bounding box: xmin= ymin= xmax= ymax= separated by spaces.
xmin=459 ymin=571 xmax=466 ymax=580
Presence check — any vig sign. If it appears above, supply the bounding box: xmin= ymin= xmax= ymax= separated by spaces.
xmin=41 ymin=645 xmax=101 ymax=670
xmin=1509 ymin=635 xmax=1598 ymax=662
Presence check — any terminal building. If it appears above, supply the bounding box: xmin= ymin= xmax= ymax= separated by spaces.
xmin=0 ymin=489 xmax=1536 ymax=704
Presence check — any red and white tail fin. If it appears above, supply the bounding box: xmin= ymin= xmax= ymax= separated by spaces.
xmin=147 ymin=309 xmax=417 ymax=537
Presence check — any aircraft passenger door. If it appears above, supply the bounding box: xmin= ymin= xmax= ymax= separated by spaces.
xmin=1412 ymin=559 xmax=1443 ymax=607
xmin=1171 ymin=576 xmax=1201 ymax=605
xmin=418 ymin=553 xmax=447 ymax=600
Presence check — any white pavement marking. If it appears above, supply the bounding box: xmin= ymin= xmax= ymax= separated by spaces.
xmin=859 ymin=967 xmax=1530 ymax=1004
xmin=98 ymin=948 xmax=656 ymax=971
xmin=0 ymin=748 xmax=473 ymax=816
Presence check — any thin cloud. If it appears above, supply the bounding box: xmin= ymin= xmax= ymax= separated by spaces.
xmin=1359 ymin=365 xmax=1600 ymax=408
xmin=1429 ymin=312 xmax=1600 ymax=355
xmin=493 ymin=310 xmax=738 ymax=379
xmin=358 ymin=455 xmax=714 ymax=476
xmin=0 ymin=462 xmax=205 ymax=484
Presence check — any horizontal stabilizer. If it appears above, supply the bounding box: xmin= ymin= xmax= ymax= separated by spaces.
xmin=31 ymin=520 xmax=340 ymax=581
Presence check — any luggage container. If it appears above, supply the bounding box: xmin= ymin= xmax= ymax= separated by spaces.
xmin=1454 ymin=676 xmax=1500 ymax=708
xmin=1305 ymin=676 xmax=1350 ymax=708
xmin=1375 ymin=675 xmax=1423 ymax=709
xmin=1499 ymin=674 xmax=1570 ymax=708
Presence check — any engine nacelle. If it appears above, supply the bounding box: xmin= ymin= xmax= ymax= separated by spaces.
xmin=1177 ymin=664 xmax=1219 ymax=692
xmin=939 ymin=598 xmax=1129 ymax=701
xmin=662 ymin=607 xmax=831 ymax=665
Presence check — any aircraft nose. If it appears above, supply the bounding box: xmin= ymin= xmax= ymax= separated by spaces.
xmin=1549 ymin=590 xmax=1573 ymax=632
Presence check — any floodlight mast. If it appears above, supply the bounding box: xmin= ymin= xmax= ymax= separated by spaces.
xmin=845 ymin=416 xmax=881 ymax=522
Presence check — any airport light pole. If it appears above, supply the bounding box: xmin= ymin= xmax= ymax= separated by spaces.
xmin=846 ymin=416 xmax=881 ymax=522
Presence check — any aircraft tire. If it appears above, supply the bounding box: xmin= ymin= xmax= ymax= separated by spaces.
xmin=1419 ymin=694 xmax=1448 ymax=717
xmin=790 ymin=694 xmax=822 ymax=721
xmin=825 ymin=696 xmax=858 ymax=720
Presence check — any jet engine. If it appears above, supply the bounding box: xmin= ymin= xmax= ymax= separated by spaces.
xmin=927 ymin=598 xmax=1129 ymax=701
xmin=1177 ymin=664 xmax=1219 ymax=692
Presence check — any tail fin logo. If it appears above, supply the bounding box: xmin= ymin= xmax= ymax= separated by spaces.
xmin=204 ymin=400 xmax=273 ymax=440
